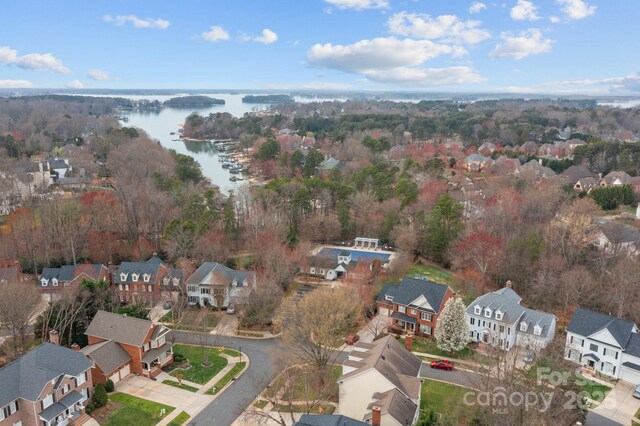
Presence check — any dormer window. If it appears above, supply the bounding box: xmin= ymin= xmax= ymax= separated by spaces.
xmin=143 ymin=273 xmax=151 ymax=282
xmin=520 ymin=321 xmax=528 ymax=332
xmin=52 ymin=278 xmax=58 ymax=287
xmin=495 ymin=311 xmax=503 ymax=321
xmin=131 ymin=273 xmax=139 ymax=282
xmin=120 ymin=273 xmax=128 ymax=282
xmin=42 ymin=278 xmax=48 ymax=287
xmin=243 ymin=280 xmax=247 ymax=287
xmin=533 ymin=325 xmax=542 ymax=336
xmin=385 ymin=295 xmax=394 ymax=302
xmin=474 ymin=306 xmax=481 ymax=315
xmin=484 ymin=308 xmax=492 ymax=318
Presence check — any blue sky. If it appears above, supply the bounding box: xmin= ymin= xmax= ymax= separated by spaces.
xmin=0 ymin=0 xmax=638 ymax=94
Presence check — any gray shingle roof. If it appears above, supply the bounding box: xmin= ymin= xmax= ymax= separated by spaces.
xmin=81 ymin=340 xmax=132 ymax=375
xmin=622 ymin=361 xmax=640 ymax=372
xmin=377 ymin=277 xmax=451 ymax=314
xmin=141 ymin=343 xmax=174 ymax=363
xmin=40 ymin=264 xmax=107 ymax=287
xmin=114 ymin=261 xmax=164 ymax=284
xmin=185 ymin=262 xmax=254 ymax=286
xmin=294 ymin=414 xmax=368 ymax=426
xmin=567 ymin=308 xmax=637 ymax=349
xmin=562 ymin=165 xmax=595 ymax=182
xmin=366 ymin=388 xmax=418 ymax=426
xmin=85 ymin=310 xmax=156 ymax=347
xmin=625 ymin=333 xmax=640 ymax=358
xmin=0 ymin=343 xmax=93 ymax=407
xmin=49 ymin=158 xmax=70 ymax=170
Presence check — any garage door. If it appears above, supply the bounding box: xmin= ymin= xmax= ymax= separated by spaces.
xmin=119 ymin=364 xmax=131 ymax=380
xmin=109 ymin=371 xmax=121 ymax=384
xmin=379 ymin=307 xmax=389 ymax=316
xmin=621 ymin=365 xmax=640 ymax=385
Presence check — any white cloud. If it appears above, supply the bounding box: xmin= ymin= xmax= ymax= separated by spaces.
xmin=201 ymin=26 xmax=230 ymax=42
xmin=87 ymin=69 xmax=116 ymax=81
xmin=550 ymin=15 xmax=561 ymax=23
xmin=324 ymin=0 xmax=389 ymax=10
xmin=557 ymin=0 xmax=596 ymax=20
xmin=0 ymin=80 xmax=34 ymax=89
xmin=387 ymin=12 xmax=491 ymax=45
xmin=469 ymin=2 xmax=487 ymax=13
xmin=0 ymin=46 xmax=69 ymax=74
xmin=543 ymin=73 xmax=640 ymax=93
xmin=65 ymin=80 xmax=84 ymax=89
xmin=103 ymin=14 xmax=170 ymax=29
xmin=307 ymin=37 xmax=481 ymax=87
xmin=266 ymin=81 xmax=353 ymax=90
xmin=510 ymin=0 xmax=540 ymax=21
xmin=490 ymin=29 xmax=553 ymax=59
xmin=254 ymin=29 xmax=278 ymax=44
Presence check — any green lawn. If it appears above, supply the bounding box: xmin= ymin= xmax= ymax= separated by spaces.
xmin=407 ymin=263 xmax=455 ymax=285
xmin=396 ymin=336 xmax=482 ymax=362
xmin=420 ymin=379 xmax=472 ymax=424
xmin=167 ymin=411 xmax=190 ymax=426
xmin=254 ymin=400 xmax=268 ymax=409
xmin=170 ymin=344 xmax=228 ymax=384
xmin=168 ymin=310 xmax=221 ymax=331
xmin=103 ymin=393 xmax=174 ymax=426
xmin=207 ymin=362 xmax=246 ymax=394
xmin=273 ymin=403 xmax=335 ymax=414
xmin=577 ymin=376 xmax=611 ymax=402
xmin=162 ymin=379 xmax=199 ymax=393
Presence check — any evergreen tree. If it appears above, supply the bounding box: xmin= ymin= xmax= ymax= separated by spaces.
xmin=434 ymin=297 xmax=469 ymax=353
xmin=423 ymin=194 xmax=464 ymax=265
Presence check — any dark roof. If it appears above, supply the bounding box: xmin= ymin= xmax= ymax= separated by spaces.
xmin=0 ymin=343 xmax=93 ymax=407
xmin=40 ymin=264 xmax=107 ymax=286
xmin=81 ymin=340 xmax=132 ymax=375
xmin=39 ymin=402 xmax=67 ymax=422
xmin=49 ymin=158 xmax=70 ymax=170
xmin=626 ymin=333 xmax=640 ymax=357
xmin=567 ymin=308 xmax=637 ymax=349
xmin=562 ymin=165 xmax=596 ymax=182
xmin=366 ymin=388 xmax=418 ymax=426
xmin=390 ymin=311 xmax=417 ymax=324
xmin=85 ymin=310 xmax=156 ymax=346
xmin=59 ymin=390 xmax=84 ymax=408
xmin=622 ymin=362 xmax=640 ymax=372
xmin=185 ymin=262 xmax=254 ymax=286
xmin=115 ymin=261 xmax=165 ymax=284
xmin=377 ymin=277 xmax=451 ymax=314
xmin=583 ymin=353 xmax=600 ymax=362
xmin=294 ymin=415 xmax=368 ymax=426
xmin=141 ymin=343 xmax=174 ymax=363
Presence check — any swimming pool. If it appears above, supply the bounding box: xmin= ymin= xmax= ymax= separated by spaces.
xmin=317 ymin=248 xmax=391 ymax=262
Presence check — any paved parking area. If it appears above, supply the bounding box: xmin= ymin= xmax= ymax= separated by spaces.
xmin=590 ymin=381 xmax=640 ymax=425
xmin=116 ymin=374 xmax=196 ymax=406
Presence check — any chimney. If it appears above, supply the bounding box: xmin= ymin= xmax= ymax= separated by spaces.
xmin=49 ymin=330 xmax=59 ymax=345
xmin=404 ymin=333 xmax=413 ymax=352
xmin=70 ymin=343 xmax=81 ymax=351
xmin=505 ymin=280 xmax=512 ymax=289
xmin=372 ymin=405 xmax=381 ymax=426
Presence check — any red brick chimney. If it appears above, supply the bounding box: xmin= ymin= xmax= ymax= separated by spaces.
xmin=404 ymin=333 xmax=413 ymax=352
xmin=505 ymin=280 xmax=512 ymax=288
xmin=372 ymin=405 xmax=381 ymax=426
xmin=49 ymin=330 xmax=59 ymax=345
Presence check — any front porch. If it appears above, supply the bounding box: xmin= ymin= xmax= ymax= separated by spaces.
xmin=39 ymin=391 xmax=88 ymax=426
xmin=142 ymin=345 xmax=174 ymax=379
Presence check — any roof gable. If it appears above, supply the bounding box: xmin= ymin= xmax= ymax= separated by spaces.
xmin=85 ymin=310 xmax=156 ymax=346
xmin=567 ymin=308 xmax=636 ymax=348
xmin=589 ymin=328 xmax=624 ymax=348
xmin=377 ymin=277 xmax=451 ymax=314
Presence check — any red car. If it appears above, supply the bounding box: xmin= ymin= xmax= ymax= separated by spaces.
xmin=345 ymin=334 xmax=360 ymax=345
xmin=430 ymin=360 xmax=454 ymax=371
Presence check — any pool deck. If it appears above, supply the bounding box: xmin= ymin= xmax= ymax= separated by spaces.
xmin=311 ymin=245 xmax=397 ymax=263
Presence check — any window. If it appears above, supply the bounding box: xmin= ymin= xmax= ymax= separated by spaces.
xmin=62 ymin=384 xmax=69 ymax=394
xmin=590 ymin=343 xmax=599 ymax=352
xmin=42 ymin=394 xmax=54 ymax=409
xmin=484 ymin=308 xmax=492 ymax=318
xmin=533 ymin=325 xmax=542 ymax=336
xmin=147 ymin=285 xmax=152 ymax=292
xmin=0 ymin=400 xmax=18 ymax=420
xmin=75 ymin=372 xmax=87 ymax=387
xmin=143 ymin=342 xmax=150 ymax=352
xmin=520 ymin=322 xmax=528 ymax=332
xmin=52 ymin=279 xmax=58 ymax=287
xmin=421 ymin=313 xmax=432 ymax=321
xmin=119 ymin=284 xmax=123 ymax=291
xmin=200 ymin=288 xmax=211 ymax=295
xmin=125 ymin=284 xmax=129 ymax=291
xmin=495 ymin=311 xmax=503 ymax=321
xmin=603 ymin=348 xmax=618 ymax=359
xmin=119 ymin=294 xmax=125 ymax=302
xmin=187 ymin=285 xmax=198 ymax=293
xmin=470 ymin=318 xmax=475 ymax=326
xmin=143 ymin=273 xmax=150 ymax=282
xmin=410 ymin=309 xmax=417 ymax=315
xmin=602 ymin=362 xmax=614 ymax=375
xmin=158 ymin=336 xmax=165 ymax=347
xmin=499 ymin=325 xmax=505 ymax=333
xmin=385 ymin=294 xmax=394 ymax=302
xmin=188 ymin=296 xmax=198 ymax=304
xmin=132 ymin=273 xmax=139 ymax=282
xmin=120 ymin=273 xmax=128 ymax=281
xmin=474 ymin=306 xmax=481 ymax=315
xmin=419 ymin=325 xmax=433 ymax=335
xmin=42 ymin=279 xmax=48 ymax=287
xmin=397 ymin=306 xmax=406 ymax=313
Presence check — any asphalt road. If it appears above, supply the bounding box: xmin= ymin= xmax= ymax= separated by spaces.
xmin=586 ymin=412 xmax=624 ymax=426
xmin=420 ymin=363 xmax=485 ymax=390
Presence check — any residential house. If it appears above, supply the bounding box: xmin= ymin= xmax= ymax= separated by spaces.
xmin=466 ymin=283 xmax=557 ymax=351
xmin=518 ymin=141 xmax=539 ymax=155
xmin=562 ymin=165 xmax=598 ymax=192
xmin=592 ymin=221 xmax=640 ymax=257
xmin=40 ymin=264 xmax=110 ymax=301
xmin=338 ymin=335 xmax=421 ymax=426
xmin=565 ymin=308 xmax=640 ymax=385
xmin=185 ymin=262 xmax=255 ymax=308
xmin=114 ymin=255 xmax=181 ymax=304
xmin=574 ymin=177 xmax=600 ymax=193
xmin=83 ymin=310 xmax=173 ymax=381
xmin=0 ymin=341 xmax=93 ymax=426
xmin=49 ymin=158 xmax=71 ymax=182
xmin=294 ymin=414 xmax=368 ymax=426
xmin=566 ymin=138 xmax=586 ymax=152
xmin=376 ymin=277 xmax=455 ymax=337
xmin=600 ymin=171 xmax=633 ymax=187
xmin=492 ymin=156 xmax=521 ymax=175
xmin=318 ymin=157 xmax=344 ymax=173
xmin=516 ymin=159 xmax=556 ymax=179
xmin=478 ymin=141 xmax=496 ymax=156
xmin=463 ymin=153 xmax=491 ymax=172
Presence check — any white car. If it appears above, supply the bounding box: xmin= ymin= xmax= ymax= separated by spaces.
xmin=633 ymin=384 xmax=640 ymax=399
xmin=226 ymin=305 xmax=236 ymax=315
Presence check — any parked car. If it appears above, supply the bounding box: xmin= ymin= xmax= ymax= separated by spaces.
xmin=430 ymin=360 xmax=454 ymax=371
xmin=163 ymin=301 xmax=172 ymax=310
xmin=345 ymin=334 xmax=360 ymax=345
xmin=226 ymin=305 xmax=236 ymax=315
xmin=633 ymin=384 xmax=640 ymax=399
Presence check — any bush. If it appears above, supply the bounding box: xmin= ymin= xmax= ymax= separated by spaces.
xmin=85 ymin=402 xmax=95 ymax=414
xmin=93 ymin=383 xmax=108 ymax=407
xmin=105 ymin=379 xmax=114 ymax=393
xmin=174 ymin=353 xmax=185 ymax=363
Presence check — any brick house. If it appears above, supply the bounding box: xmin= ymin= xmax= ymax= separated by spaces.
xmin=376 ymin=277 xmax=455 ymax=337
xmin=186 ymin=262 xmax=255 ymax=308
xmin=0 ymin=341 xmax=94 ymax=426
xmin=83 ymin=310 xmax=173 ymax=381
xmin=39 ymin=264 xmax=110 ymax=301
xmin=113 ymin=256 xmax=182 ymax=305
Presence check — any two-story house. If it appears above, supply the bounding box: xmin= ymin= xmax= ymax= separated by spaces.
xmin=466 ymin=283 xmax=557 ymax=351
xmin=376 ymin=277 xmax=455 ymax=337
xmin=338 ymin=335 xmax=421 ymax=426
xmin=186 ymin=262 xmax=256 ymax=308
xmin=83 ymin=310 xmax=173 ymax=382
xmin=40 ymin=264 xmax=110 ymax=301
xmin=0 ymin=340 xmax=93 ymax=426
xmin=114 ymin=255 xmax=182 ymax=305
xmin=564 ymin=308 xmax=640 ymax=385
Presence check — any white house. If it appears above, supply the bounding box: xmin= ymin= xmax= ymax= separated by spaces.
xmin=185 ymin=262 xmax=255 ymax=308
xmin=565 ymin=308 xmax=640 ymax=385
xmin=338 ymin=335 xmax=421 ymax=426
xmin=466 ymin=284 xmax=557 ymax=352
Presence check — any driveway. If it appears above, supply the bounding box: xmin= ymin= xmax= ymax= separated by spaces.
xmin=116 ymin=374 xmax=196 ymax=406
xmin=588 ymin=381 xmax=640 ymax=426
xmin=420 ymin=363 xmax=485 ymax=390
